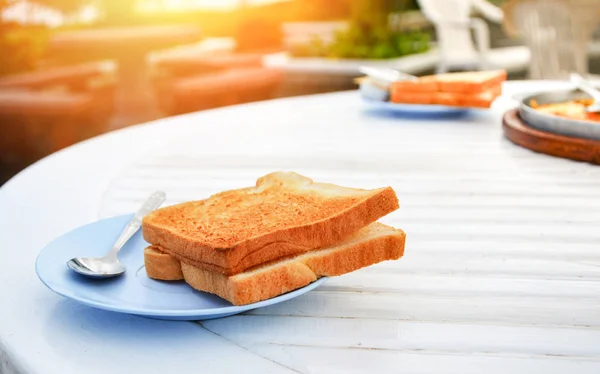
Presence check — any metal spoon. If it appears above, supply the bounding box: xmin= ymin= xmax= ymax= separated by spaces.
xmin=67 ymin=191 xmax=166 ymax=278
xmin=569 ymin=73 xmax=600 ymax=113
xmin=358 ymin=66 xmax=419 ymax=84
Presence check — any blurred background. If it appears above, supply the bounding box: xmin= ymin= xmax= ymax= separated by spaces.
xmin=1 ymin=0 xmax=599 ymax=185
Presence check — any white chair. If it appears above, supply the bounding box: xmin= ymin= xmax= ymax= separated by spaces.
xmin=503 ymin=0 xmax=600 ymax=79
xmin=417 ymin=0 xmax=530 ymax=73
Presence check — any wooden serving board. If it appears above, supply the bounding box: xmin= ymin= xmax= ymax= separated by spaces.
xmin=502 ymin=108 xmax=600 ymax=165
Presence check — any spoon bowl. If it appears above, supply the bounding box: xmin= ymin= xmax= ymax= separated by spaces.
xmin=67 ymin=257 xmax=127 ymax=278
xmin=67 ymin=191 xmax=166 ymax=279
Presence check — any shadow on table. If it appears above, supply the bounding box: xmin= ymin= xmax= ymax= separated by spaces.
xmin=42 ymin=299 xmax=209 ymax=366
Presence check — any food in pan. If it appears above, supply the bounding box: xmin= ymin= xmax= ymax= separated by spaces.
xmin=529 ymin=99 xmax=600 ymax=122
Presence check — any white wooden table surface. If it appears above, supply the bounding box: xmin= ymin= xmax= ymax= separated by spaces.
xmin=1 ymin=81 xmax=599 ymax=374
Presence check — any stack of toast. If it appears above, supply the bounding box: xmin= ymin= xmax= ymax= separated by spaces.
xmin=141 ymin=172 xmax=406 ymax=306
xmin=390 ymin=70 xmax=507 ymax=108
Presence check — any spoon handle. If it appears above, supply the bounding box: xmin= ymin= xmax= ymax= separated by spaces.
xmin=108 ymin=191 xmax=166 ymax=259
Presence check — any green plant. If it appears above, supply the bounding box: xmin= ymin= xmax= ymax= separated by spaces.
xmin=291 ymin=24 xmax=430 ymax=59
xmin=289 ymin=0 xmax=430 ymax=59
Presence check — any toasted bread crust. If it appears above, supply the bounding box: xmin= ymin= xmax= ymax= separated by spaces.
xmin=390 ymin=90 xmax=436 ymax=105
xmin=390 ymin=76 xmax=438 ymax=92
xmin=391 ymin=70 xmax=507 ymax=95
xmin=142 ymin=172 xmax=399 ymax=275
xmin=143 ymin=246 xmax=184 ymax=281
xmin=169 ymin=223 xmax=407 ymax=305
xmin=181 ymin=261 xmax=318 ymax=306
xmin=436 ymin=70 xmax=507 ymax=94
xmin=392 ymin=84 xmax=503 ymax=108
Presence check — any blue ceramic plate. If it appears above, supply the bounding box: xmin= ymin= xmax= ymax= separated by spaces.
xmin=35 ymin=214 xmax=327 ymax=321
xmin=362 ymin=97 xmax=471 ymax=116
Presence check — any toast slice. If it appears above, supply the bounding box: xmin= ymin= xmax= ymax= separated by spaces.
xmin=435 ymin=84 xmax=503 ymax=108
xmin=144 ymin=222 xmax=406 ymax=305
xmin=389 ymin=75 xmax=438 ymax=93
xmin=391 ymin=84 xmax=502 ymax=108
xmin=142 ymin=172 xmax=399 ymax=276
xmin=434 ymin=70 xmax=506 ymax=94
xmin=391 ymin=70 xmax=507 ymax=94
xmin=144 ymin=246 xmax=184 ymax=281
xmin=390 ymin=90 xmax=436 ymax=105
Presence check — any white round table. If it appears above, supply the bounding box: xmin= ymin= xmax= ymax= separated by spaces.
xmin=1 ymin=81 xmax=600 ymax=374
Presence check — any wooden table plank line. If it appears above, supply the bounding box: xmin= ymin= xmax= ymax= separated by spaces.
xmin=260 ymin=342 xmax=600 ymax=362
xmin=196 ymin=324 xmax=306 ymax=374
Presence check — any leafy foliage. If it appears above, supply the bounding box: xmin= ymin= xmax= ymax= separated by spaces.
xmin=291 ymin=25 xmax=429 ymax=59
xmin=290 ymin=0 xmax=429 ymax=59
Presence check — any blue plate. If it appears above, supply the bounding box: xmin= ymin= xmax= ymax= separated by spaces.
xmin=361 ymin=97 xmax=471 ymax=117
xmin=35 ymin=214 xmax=327 ymax=321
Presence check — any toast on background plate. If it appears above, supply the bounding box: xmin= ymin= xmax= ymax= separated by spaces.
xmin=391 ymin=83 xmax=503 ymax=108
xmin=391 ymin=70 xmax=507 ymax=94
xmin=141 ymin=172 xmax=406 ymax=305
xmin=389 ymin=90 xmax=436 ymax=105
xmin=388 ymin=75 xmax=438 ymax=93
xmin=389 ymin=70 xmax=506 ymax=109
xmin=432 ymin=70 xmax=507 ymax=94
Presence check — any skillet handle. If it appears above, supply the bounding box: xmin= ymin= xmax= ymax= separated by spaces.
xmin=569 ymin=73 xmax=600 ymax=102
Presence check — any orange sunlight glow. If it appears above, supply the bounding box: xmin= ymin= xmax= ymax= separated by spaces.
xmin=139 ymin=0 xmax=291 ymax=13
xmin=2 ymin=0 xmax=290 ymax=27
